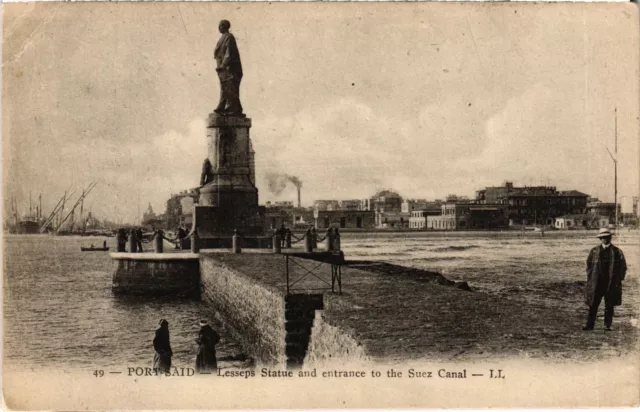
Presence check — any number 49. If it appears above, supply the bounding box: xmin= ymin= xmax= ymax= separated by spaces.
xmin=93 ymin=370 xmax=104 ymax=377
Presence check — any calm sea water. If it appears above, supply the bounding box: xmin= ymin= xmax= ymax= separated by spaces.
xmin=3 ymin=231 xmax=638 ymax=371
xmin=2 ymin=235 xmax=246 ymax=372
xmin=341 ymin=230 xmax=640 ymax=315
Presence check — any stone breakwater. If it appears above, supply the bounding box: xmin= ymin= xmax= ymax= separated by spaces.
xmin=197 ymin=254 xmax=477 ymax=366
xmin=111 ymin=251 xmax=476 ymax=366
xmin=200 ymin=254 xmax=287 ymax=365
xmin=111 ymin=252 xmax=200 ymax=297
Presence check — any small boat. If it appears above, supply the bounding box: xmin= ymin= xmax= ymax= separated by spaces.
xmin=81 ymin=246 xmax=110 ymax=252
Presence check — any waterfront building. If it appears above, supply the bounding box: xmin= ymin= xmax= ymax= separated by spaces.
xmin=476 ymin=182 xmax=589 ymax=226
xmin=587 ymin=199 xmax=620 ymax=224
xmin=409 ymin=208 xmax=442 ymax=229
xmin=265 ymin=200 xmax=294 ymax=209
xmin=408 ymin=203 xmax=442 ymax=229
xmin=292 ymin=208 xmax=314 ymax=228
xmin=265 ymin=207 xmax=292 ymax=229
xmin=142 ymin=203 xmax=166 ymax=229
xmin=314 ymin=210 xmax=375 ymax=229
xmin=620 ymin=196 xmax=638 ymax=226
xmin=370 ymin=190 xmax=405 ymax=228
xmin=401 ymin=199 xmax=428 ymax=214
xmin=375 ymin=210 xmax=410 ymax=228
xmin=371 ymin=190 xmax=403 ymax=213
xmin=313 ymin=200 xmax=341 ymax=211
xmin=426 ymin=215 xmax=456 ymax=230
xmin=467 ymin=205 xmax=509 ymax=229
xmin=554 ymin=215 xmax=608 ymax=230
xmin=340 ymin=199 xmax=363 ymax=211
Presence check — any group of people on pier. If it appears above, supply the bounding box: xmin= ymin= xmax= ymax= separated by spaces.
xmin=153 ymin=319 xmax=220 ymax=374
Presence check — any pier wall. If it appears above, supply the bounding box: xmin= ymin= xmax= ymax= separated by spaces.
xmin=111 ymin=253 xmax=200 ymax=297
xmin=199 ymin=254 xmax=328 ymax=367
xmin=304 ymin=312 xmax=368 ymax=366
xmin=200 ymin=255 xmax=288 ymax=365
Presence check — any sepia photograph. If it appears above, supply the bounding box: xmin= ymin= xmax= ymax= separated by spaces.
xmin=2 ymin=2 xmax=639 ymax=409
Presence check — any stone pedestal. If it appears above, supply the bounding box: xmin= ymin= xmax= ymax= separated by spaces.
xmin=197 ymin=114 xmax=264 ymax=236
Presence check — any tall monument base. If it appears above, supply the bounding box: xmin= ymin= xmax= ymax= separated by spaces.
xmin=195 ymin=114 xmax=266 ymax=238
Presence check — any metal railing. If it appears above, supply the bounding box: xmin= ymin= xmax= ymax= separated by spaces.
xmin=284 ymin=252 xmax=344 ymax=295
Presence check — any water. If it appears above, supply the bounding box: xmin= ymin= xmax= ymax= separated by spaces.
xmin=3 ymin=235 xmax=246 ymax=372
xmin=3 ymin=231 xmax=639 ymax=371
xmin=341 ymin=230 xmax=640 ymax=315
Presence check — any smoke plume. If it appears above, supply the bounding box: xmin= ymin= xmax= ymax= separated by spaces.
xmin=265 ymin=172 xmax=303 ymax=195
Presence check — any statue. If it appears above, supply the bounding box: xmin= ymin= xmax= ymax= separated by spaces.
xmin=200 ymin=158 xmax=213 ymax=186
xmin=214 ymin=20 xmax=244 ymax=117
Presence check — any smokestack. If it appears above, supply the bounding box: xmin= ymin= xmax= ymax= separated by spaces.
xmin=297 ymin=187 xmax=301 ymax=208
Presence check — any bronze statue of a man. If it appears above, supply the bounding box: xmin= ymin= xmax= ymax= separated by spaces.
xmin=214 ymin=20 xmax=244 ymax=117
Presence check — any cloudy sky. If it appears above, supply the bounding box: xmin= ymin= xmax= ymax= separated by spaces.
xmin=3 ymin=2 xmax=639 ymax=223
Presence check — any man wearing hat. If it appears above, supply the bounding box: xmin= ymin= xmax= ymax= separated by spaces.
xmin=195 ymin=320 xmax=220 ymax=373
xmin=583 ymin=228 xmax=627 ymax=331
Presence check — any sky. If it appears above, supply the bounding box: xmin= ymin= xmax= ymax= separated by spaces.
xmin=3 ymin=2 xmax=639 ymax=223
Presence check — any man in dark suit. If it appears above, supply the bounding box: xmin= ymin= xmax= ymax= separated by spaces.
xmin=583 ymin=228 xmax=627 ymax=331
xmin=214 ymin=20 xmax=244 ymax=117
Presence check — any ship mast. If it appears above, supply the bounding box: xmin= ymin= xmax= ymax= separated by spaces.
xmin=614 ymin=108 xmax=618 ymax=231
xmin=605 ymin=107 xmax=618 ymax=231
xmin=55 ymin=181 xmax=97 ymax=234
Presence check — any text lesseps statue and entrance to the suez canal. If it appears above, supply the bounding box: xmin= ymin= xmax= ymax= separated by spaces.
xmin=214 ymin=19 xmax=244 ymax=118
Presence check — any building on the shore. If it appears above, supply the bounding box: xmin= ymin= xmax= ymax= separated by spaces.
xmin=375 ymin=210 xmax=410 ymax=228
xmin=554 ymin=215 xmax=609 ymax=230
xmin=265 ymin=206 xmax=291 ymax=229
xmin=371 ymin=190 xmax=403 ymax=213
xmin=340 ymin=199 xmax=363 ymax=211
xmin=408 ymin=203 xmax=442 ymax=229
xmin=369 ymin=190 xmax=405 ymax=228
xmin=313 ymin=200 xmax=341 ymax=211
xmin=263 ymin=204 xmax=314 ymax=230
xmin=291 ymin=208 xmax=314 ymax=228
xmin=314 ymin=210 xmax=375 ymax=229
xmin=426 ymin=215 xmax=456 ymax=230
xmin=265 ymin=200 xmax=294 ymax=209
xmin=142 ymin=203 xmax=166 ymax=229
xmin=620 ymin=196 xmax=638 ymax=227
xmin=164 ymin=188 xmax=199 ymax=230
xmin=467 ymin=205 xmax=509 ymax=229
xmin=402 ymin=199 xmax=428 ymax=214
xmin=475 ymin=182 xmax=589 ymax=226
xmin=586 ymin=199 xmax=620 ymax=225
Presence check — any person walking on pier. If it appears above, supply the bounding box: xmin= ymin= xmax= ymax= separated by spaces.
xmin=583 ymin=229 xmax=627 ymax=331
xmin=153 ymin=319 xmax=173 ymax=373
xmin=117 ymin=228 xmax=128 ymax=251
xmin=175 ymin=226 xmax=187 ymax=249
xmin=195 ymin=320 xmax=220 ymax=373
xmin=136 ymin=227 xmax=144 ymax=252
xmin=277 ymin=223 xmax=287 ymax=248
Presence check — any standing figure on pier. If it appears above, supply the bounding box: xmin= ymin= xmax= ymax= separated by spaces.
xmin=214 ymin=20 xmax=244 ymax=117
xmin=583 ymin=229 xmax=627 ymax=331
xmin=153 ymin=319 xmax=173 ymax=373
xmin=195 ymin=320 xmax=220 ymax=373
xmin=117 ymin=228 xmax=127 ymax=252
xmin=277 ymin=223 xmax=287 ymax=248
xmin=285 ymin=228 xmax=292 ymax=248
xmin=136 ymin=227 xmax=144 ymax=252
